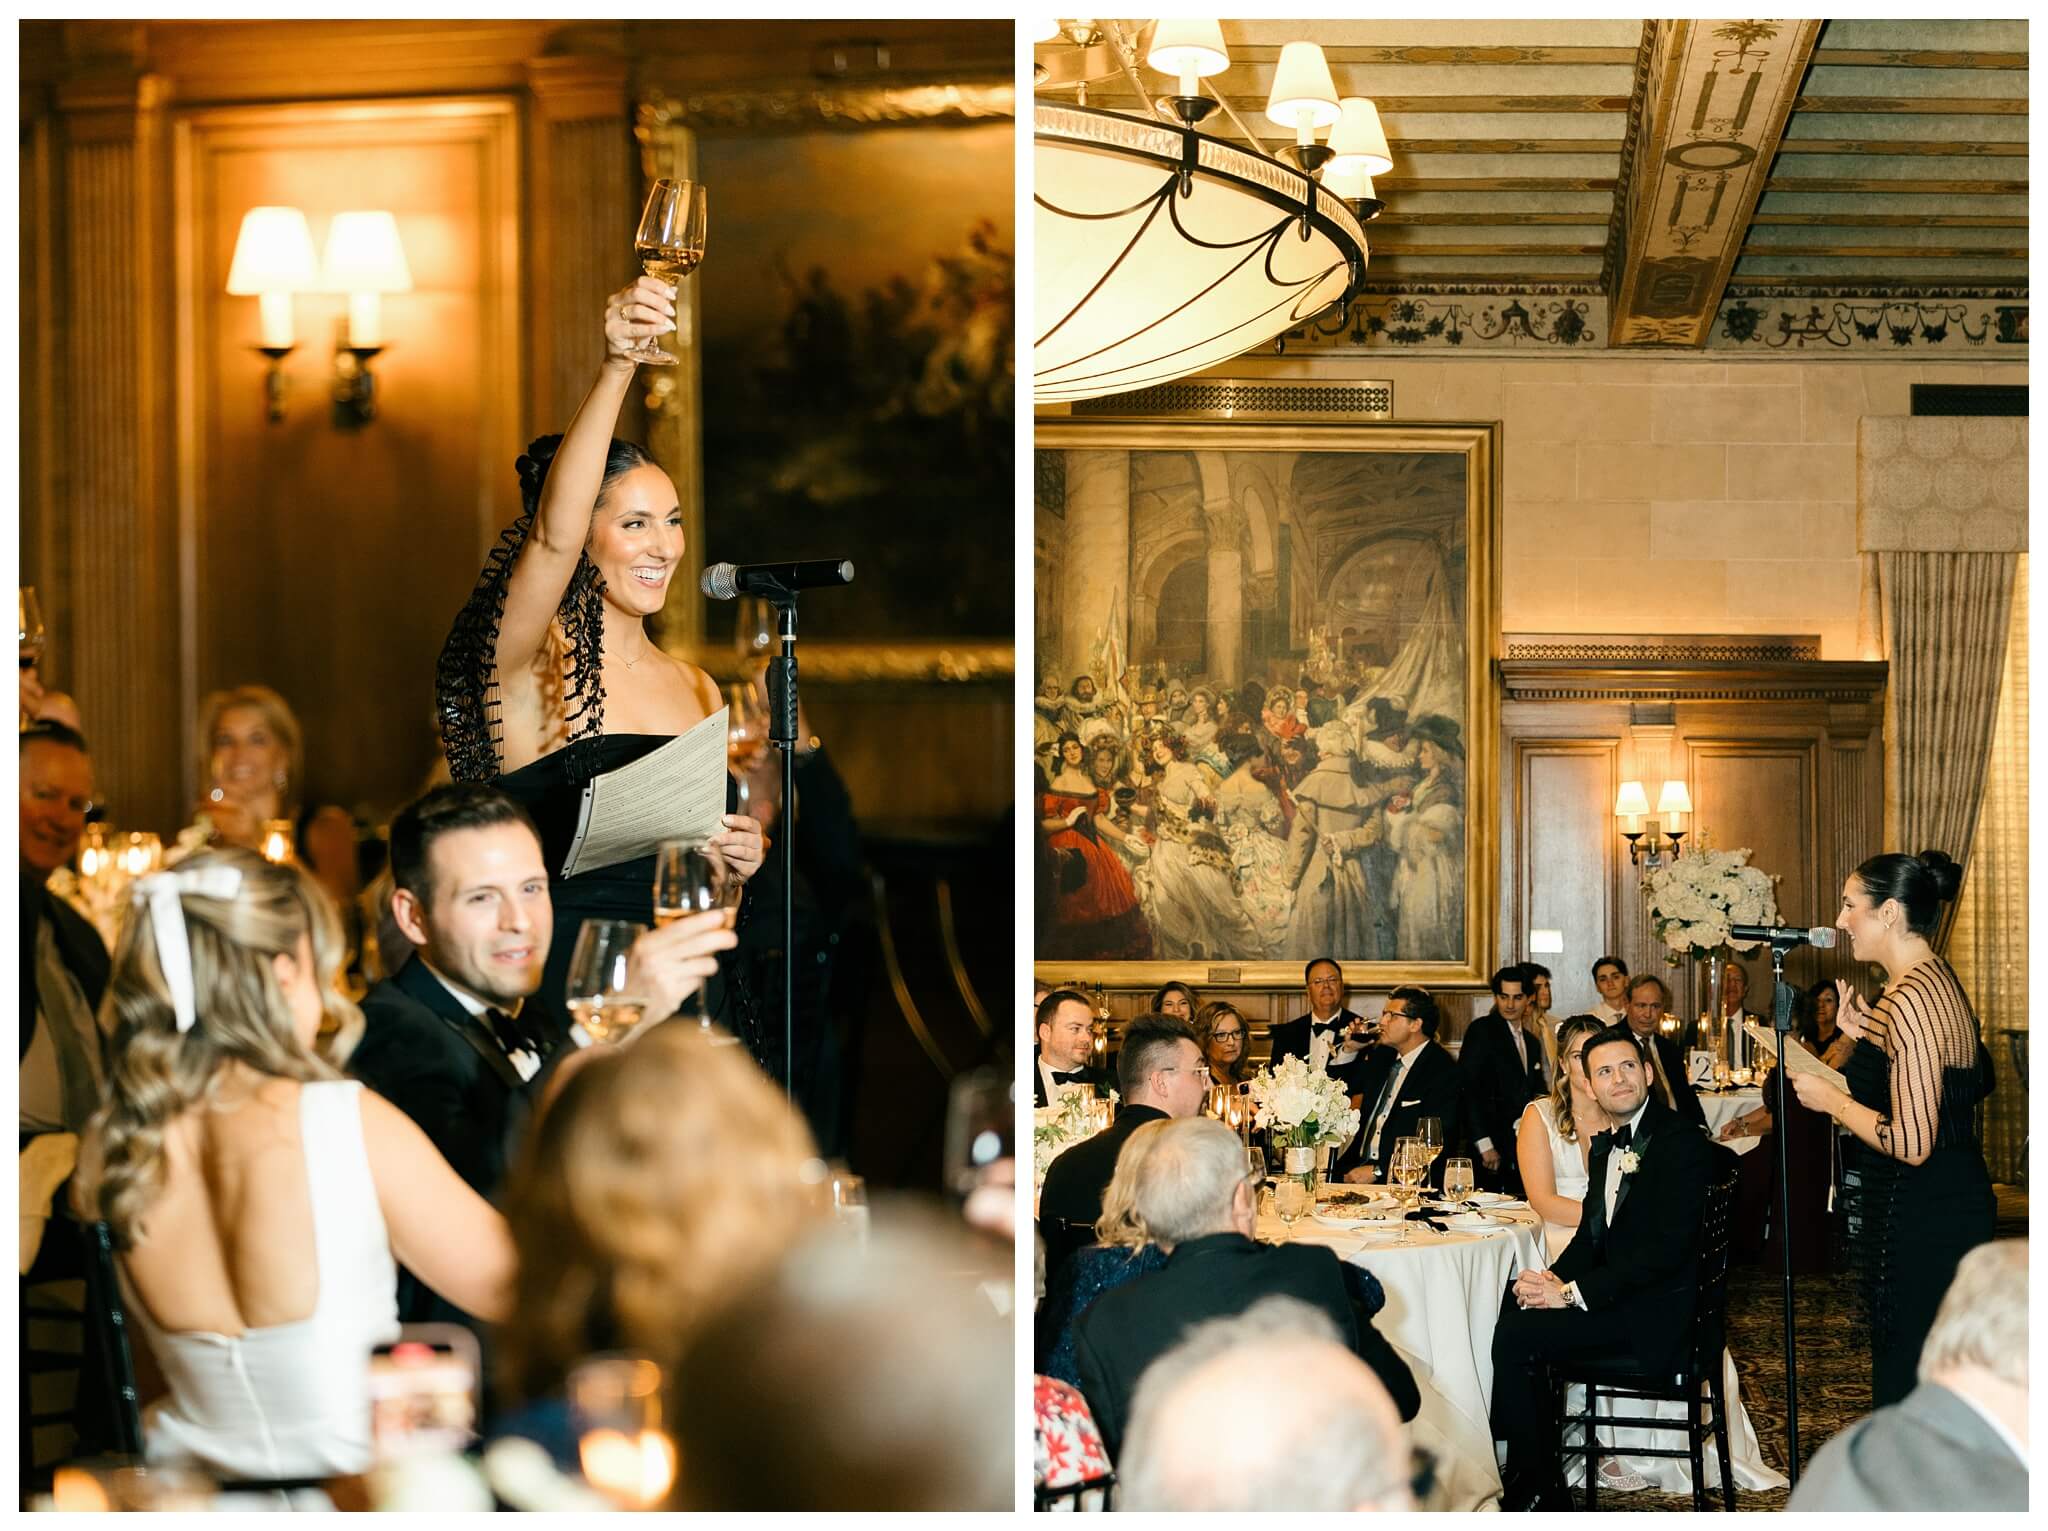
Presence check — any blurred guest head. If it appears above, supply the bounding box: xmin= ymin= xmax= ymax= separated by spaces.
xmin=1522 ymin=962 xmax=1553 ymax=1017
xmin=20 ymin=721 xmax=94 ymax=879
xmin=1093 ymin=1119 xmax=1170 ymax=1248
xmin=79 ymin=848 xmax=357 ymax=1243
xmin=669 ymin=1212 xmax=1010 ymax=1510
xmin=1130 ymin=1117 xmax=1253 ymax=1249
xmin=387 ymin=784 xmax=550 ymax=1008
xmin=1720 ymin=960 xmax=1749 ymax=1013
xmin=499 ymin=1023 xmax=822 ymax=1406
xmin=199 ymin=684 xmax=304 ymax=815
xmin=1150 ymin=980 xmax=1197 ymax=1022
xmin=1919 ymin=1240 xmax=2027 ymax=1404
xmin=1120 ymin=1296 xmax=1411 ymax=1511
xmin=1802 ymin=979 xmax=1840 ymax=1048
xmin=1116 ymin=1014 xmax=1205 ymax=1118
xmin=1624 ymin=974 xmax=1669 ymax=1036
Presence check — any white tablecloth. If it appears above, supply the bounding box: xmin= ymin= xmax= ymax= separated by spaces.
xmin=1261 ymin=1195 xmax=1544 ymax=1511
xmin=1697 ymin=1088 xmax=1764 ymax=1136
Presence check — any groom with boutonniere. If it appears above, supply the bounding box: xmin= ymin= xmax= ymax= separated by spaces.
xmin=1486 ymin=1024 xmax=1725 ymax=1511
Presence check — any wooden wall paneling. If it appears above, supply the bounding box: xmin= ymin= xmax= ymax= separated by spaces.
xmin=174 ymin=97 xmax=522 ymax=822
xmin=21 ymin=106 xmax=61 ymax=687
xmin=1688 ymin=735 xmax=1822 ymax=1007
xmin=1513 ymin=739 xmax=1620 ymax=1017
xmin=57 ymin=74 xmax=183 ymax=833
xmin=524 ymin=57 xmax=631 ymax=434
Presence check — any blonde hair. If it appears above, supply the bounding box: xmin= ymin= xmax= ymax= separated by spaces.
xmin=498 ymin=1025 xmax=825 ymax=1405
xmin=1549 ymin=1014 xmax=1607 ymax=1140
xmin=198 ymin=684 xmax=304 ymax=812
xmin=1095 ymin=1119 xmax=1170 ymax=1247
xmin=76 ymin=849 xmax=357 ymax=1247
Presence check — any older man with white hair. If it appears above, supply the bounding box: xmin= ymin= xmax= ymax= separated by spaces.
xmin=1071 ymin=1117 xmax=1417 ymax=1460
xmin=1789 ymin=1239 xmax=2027 ymax=1511
xmin=1120 ymin=1296 xmax=1413 ymax=1512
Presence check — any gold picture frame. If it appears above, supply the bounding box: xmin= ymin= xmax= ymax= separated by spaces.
xmin=1032 ymin=407 xmax=1501 ymax=989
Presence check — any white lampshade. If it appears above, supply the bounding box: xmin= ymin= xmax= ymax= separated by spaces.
xmin=1656 ymin=779 xmax=1693 ymax=816
xmin=1264 ymin=41 xmax=1341 ymax=133
xmin=1147 ymin=20 xmax=1229 ymax=81
xmin=1615 ymin=780 xmax=1651 ymax=820
xmin=226 ymin=207 xmax=318 ymax=295
xmin=320 ymin=211 xmax=413 ymax=294
xmin=1321 ymin=167 xmax=1374 ymax=202
xmin=1328 ymin=97 xmax=1393 ymax=177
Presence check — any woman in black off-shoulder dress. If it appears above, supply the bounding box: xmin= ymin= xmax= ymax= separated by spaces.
xmin=436 ymin=274 xmax=764 ymax=1047
xmin=1792 ymin=850 xmax=1995 ymax=1408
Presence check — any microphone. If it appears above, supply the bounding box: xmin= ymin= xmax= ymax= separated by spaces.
xmin=1728 ymin=924 xmax=1837 ymax=949
xmin=700 ymin=559 xmax=854 ymax=600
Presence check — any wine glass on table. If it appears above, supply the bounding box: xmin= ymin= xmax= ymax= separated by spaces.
xmin=1273 ymin=1172 xmax=1311 ymax=1241
xmin=1416 ymin=1115 xmax=1444 ymax=1201
xmin=624 ymin=178 xmax=708 ymax=367
xmin=1443 ymin=1156 xmax=1475 ymax=1207
xmin=564 ymin=919 xmax=650 ymax=1046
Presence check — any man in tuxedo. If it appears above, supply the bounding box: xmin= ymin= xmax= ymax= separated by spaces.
xmin=20 ymin=724 xmax=110 ymax=1136
xmin=1789 ymin=1240 xmax=2027 ymax=1512
xmin=1073 ymin=1118 xmax=1418 ymax=1460
xmin=1458 ymin=964 xmax=1549 ymax=1193
xmin=1337 ymin=986 xmax=1462 ymax=1189
xmin=1713 ymin=959 xmax=1761 ymax=1055
xmin=1268 ymin=957 xmax=1376 ymax=1099
xmin=350 ymin=784 xmax=723 ymax=1320
xmin=1624 ymin=974 xmax=1709 ymax=1131
xmin=1489 ymin=1024 xmax=1721 ymax=1510
xmin=1036 ymin=1013 xmax=1206 ymax=1287
xmin=1591 ymin=954 xmax=1631 ymax=1026
xmin=1032 ymin=987 xmax=1111 ymax=1107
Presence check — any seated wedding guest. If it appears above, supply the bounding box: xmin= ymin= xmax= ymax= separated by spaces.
xmin=1036 ymin=1120 xmax=1170 ymax=1385
xmin=1789 ymin=1239 xmax=2027 ymax=1512
xmin=1623 ymin=973 xmax=1709 ymax=1131
xmin=1191 ymin=998 xmax=1254 ymax=1089
xmin=349 ymin=784 xmax=731 ymax=1323
xmin=71 ymin=849 xmax=514 ymax=1481
xmin=1802 ymin=977 xmax=1854 ymax=1069
xmin=1119 ymin=1297 xmax=1412 ymax=1512
xmin=1523 ymin=960 xmax=1558 ymax=1075
xmin=1038 ymin=1014 xmax=1207 ymax=1285
xmin=1518 ymin=1014 xmax=1612 ymax=1262
xmin=21 ymin=723 xmax=109 ymax=1136
xmin=180 ymin=684 xmax=304 ymax=854
xmin=1270 ymin=957 xmax=1374 ymax=1095
xmin=1151 ymin=980 xmax=1197 ymax=1022
xmin=1338 ymin=985 xmax=1462 ymax=1187
xmin=1489 ymin=1025 xmax=1720 ymax=1511
xmin=1591 ymin=954 xmax=1630 ymax=1026
xmin=1460 ymin=964 xmax=1549 ymax=1193
xmin=493 ymin=1024 xmax=823 ymax=1461
xmin=1033 ymin=986 xmax=1112 ymax=1106
xmin=1073 ymin=1117 xmax=1418 ymax=1461
xmin=668 ymin=1214 xmax=1012 ymax=1510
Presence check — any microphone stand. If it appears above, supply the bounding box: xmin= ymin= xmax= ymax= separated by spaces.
xmin=765 ymin=590 xmax=800 ymax=1102
xmin=1768 ymin=938 xmax=1801 ymax=1488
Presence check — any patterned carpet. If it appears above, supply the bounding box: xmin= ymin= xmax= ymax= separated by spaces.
xmin=1612 ymin=1183 xmax=2027 ymax=1512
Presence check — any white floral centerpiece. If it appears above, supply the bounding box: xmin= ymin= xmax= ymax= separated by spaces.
xmin=1033 ymin=1086 xmax=1115 ymax=1191
xmin=1641 ymin=842 xmax=1781 ymax=960
xmin=1247 ymin=1054 xmax=1360 ymax=1185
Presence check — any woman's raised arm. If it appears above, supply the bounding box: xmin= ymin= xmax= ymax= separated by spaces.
xmin=496 ymin=276 xmax=677 ymax=674
xmin=359 ymin=1088 xmax=517 ymax=1324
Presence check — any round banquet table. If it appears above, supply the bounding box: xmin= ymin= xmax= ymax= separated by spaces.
xmin=1696 ymin=1087 xmax=1764 ymax=1137
xmin=1259 ymin=1190 xmax=1545 ymax=1511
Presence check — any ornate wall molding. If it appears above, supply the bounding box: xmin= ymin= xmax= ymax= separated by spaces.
xmin=1504 ymin=632 xmax=1820 ymax=662
xmin=635 ymin=80 xmax=1012 ymax=136
xmin=1068 ymin=378 xmax=1392 ymax=421
xmin=1497 ymin=658 xmax=1888 ymax=705
xmin=1858 ymin=416 xmax=2028 ymax=553
xmin=1278 ymin=291 xmax=1602 ymax=352
xmin=1714 ymin=295 xmax=2027 ymax=352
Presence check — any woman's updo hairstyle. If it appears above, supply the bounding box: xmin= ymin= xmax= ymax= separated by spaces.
xmin=1853 ymin=849 xmax=1963 ymax=938
xmin=437 ymin=433 xmax=661 ymax=785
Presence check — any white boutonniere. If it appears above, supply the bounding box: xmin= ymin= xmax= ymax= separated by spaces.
xmin=1616 ymin=1148 xmax=1641 ymax=1176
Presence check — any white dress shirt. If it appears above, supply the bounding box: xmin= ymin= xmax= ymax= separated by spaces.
xmin=1364 ymin=1042 xmax=1426 ymax=1162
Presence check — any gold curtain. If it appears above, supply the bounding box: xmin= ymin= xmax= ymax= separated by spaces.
xmin=1946 ymin=555 xmax=2027 ymax=1182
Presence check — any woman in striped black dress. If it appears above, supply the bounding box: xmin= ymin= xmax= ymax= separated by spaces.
xmin=1791 ymin=849 xmax=1996 ymax=1407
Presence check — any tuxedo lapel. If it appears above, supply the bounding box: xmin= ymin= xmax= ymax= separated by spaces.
xmin=393 ymin=956 xmax=528 ymax=1091
xmin=1581 ymin=1132 xmax=1613 ymax=1244
xmin=1607 ymin=1095 xmax=1670 ymax=1228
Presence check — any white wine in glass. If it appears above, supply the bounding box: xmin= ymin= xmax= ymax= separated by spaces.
xmin=625 ymin=179 xmax=708 ymax=367
xmin=564 ymin=918 xmax=649 ymax=1045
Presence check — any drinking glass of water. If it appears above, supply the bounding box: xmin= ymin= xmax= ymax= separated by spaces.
xmin=1443 ymin=1156 xmax=1475 ymax=1204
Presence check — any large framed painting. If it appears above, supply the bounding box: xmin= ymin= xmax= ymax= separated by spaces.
xmin=1032 ymin=409 xmax=1500 ymax=988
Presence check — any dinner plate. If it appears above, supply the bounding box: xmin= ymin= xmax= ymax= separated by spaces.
xmin=1466 ymin=1191 xmax=1510 ymax=1205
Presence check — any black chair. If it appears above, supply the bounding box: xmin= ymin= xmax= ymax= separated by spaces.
xmin=84 ymin=1220 xmax=146 ymax=1458
xmin=1553 ymin=1166 xmax=1742 ymax=1512
xmin=1034 ymin=1472 xmax=1115 ymax=1511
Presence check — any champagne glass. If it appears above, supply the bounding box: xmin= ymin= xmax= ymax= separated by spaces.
xmin=1416 ymin=1115 xmax=1444 ymax=1198
xmin=726 ymin=681 xmax=768 ymax=776
xmin=1391 ymin=1137 xmax=1424 ymax=1211
xmin=733 ymin=595 xmax=777 ymax=665
xmin=564 ymin=918 xmax=649 ymax=1044
xmin=625 ymin=179 xmax=708 ymax=367
xmin=1443 ymin=1156 xmax=1475 ymax=1206
xmin=569 ymin=1355 xmax=675 ymax=1510
xmin=1274 ymin=1175 xmax=1311 ymax=1239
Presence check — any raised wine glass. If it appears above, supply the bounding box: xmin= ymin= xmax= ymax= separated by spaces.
xmin=652 ymin=841 xmax=730 ymax=1020
xmin=564 ymin=918 xmax=649 ymax=1045
xmin=624 ymin=179 xmax=708 ymax=367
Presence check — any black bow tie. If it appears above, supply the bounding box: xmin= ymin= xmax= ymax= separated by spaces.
xmin=1610 ymin=1122 xmax=1635 ymax=1150
xmin=1051 ymin=1068 xmax=1091 ymax=1086
xmin=486 ymin=1008 xmax=531 ymax=1054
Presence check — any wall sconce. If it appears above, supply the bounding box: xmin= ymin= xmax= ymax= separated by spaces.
xmin=319 ymin=211 xmax=413 ymax=429
xmin=226 ymin=207 xmax=319 ymax=423
xmin=1655 ymin=779 xmax=1692 ymax=859
xmin=1620 ymin=778 xmax=1694 ymax=868
xmin=1616 ymin=780 xmax=1651 ymax=864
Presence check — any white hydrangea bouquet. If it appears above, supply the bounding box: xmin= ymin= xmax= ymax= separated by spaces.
xmin=1248 ymin=1053 xmax=1360 ymax=1184
xmin=1033 ymin=1086 xmax=1114 ymax=1191
xmin=1641 ymin=843 xmax=1781 ymax=959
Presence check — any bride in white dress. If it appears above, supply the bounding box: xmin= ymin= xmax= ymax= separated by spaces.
xmin=74 ymin=850 xmax=516 ymax=1483
xmin=1516 ymin=1014 xmax=1787 ymax=1497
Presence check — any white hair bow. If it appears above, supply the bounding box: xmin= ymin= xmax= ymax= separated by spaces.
xmin=131 ymin=865 xmax=245 ymax=1034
